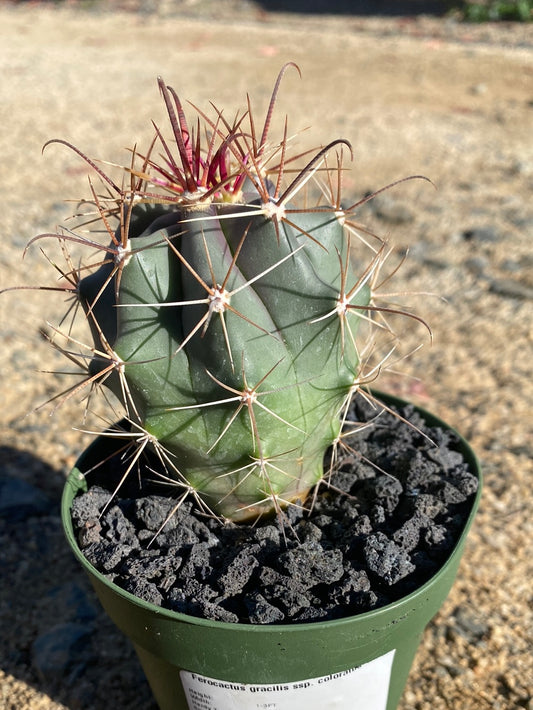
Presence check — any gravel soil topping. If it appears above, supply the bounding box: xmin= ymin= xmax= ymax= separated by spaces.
xmin=70 ymin=398 xmax=479 ymax=624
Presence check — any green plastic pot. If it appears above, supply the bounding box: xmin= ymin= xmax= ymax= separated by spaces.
xmin=61 ymin=395 xmax=481 ymax=710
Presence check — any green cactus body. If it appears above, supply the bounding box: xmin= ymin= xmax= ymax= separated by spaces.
xmin=80 ymin=200 xmax=370 ymax=520
xmin=19 ymin=68 xmax=427 ymax=522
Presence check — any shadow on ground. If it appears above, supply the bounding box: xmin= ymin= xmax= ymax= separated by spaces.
xmin=255 ymin=0 xmax=453 ymax=15
xmin=0 ymin=446 xmax=156 ymax=710
xmin=8 ymin=0 xmax=456 ymax=16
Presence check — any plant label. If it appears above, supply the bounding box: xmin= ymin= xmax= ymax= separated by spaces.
xmin=180 ymin=649 xmax=395 ymax=709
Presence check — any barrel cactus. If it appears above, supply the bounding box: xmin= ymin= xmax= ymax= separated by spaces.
xmin=23 ymin=65 xmax=427 ymax=522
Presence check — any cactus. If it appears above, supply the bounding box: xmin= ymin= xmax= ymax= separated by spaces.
xmin=18 ymin=65 xmax=429 ymax=522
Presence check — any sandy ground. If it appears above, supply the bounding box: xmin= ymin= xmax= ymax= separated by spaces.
xmin=0 ymin=3 xmax=532 ymax=709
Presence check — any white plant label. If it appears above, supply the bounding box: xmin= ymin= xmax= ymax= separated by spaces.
xmin=180 ymin=649 xmax=395 ymax=710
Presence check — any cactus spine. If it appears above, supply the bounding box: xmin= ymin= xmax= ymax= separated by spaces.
xmin=27 ymin=65 xmax=427 ymax=522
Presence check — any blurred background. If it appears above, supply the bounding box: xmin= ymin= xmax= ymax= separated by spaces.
xmin=0 ymin=2 xmax=531 ymax=709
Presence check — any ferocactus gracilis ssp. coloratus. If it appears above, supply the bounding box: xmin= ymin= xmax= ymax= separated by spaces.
xmin=28 ymin=64 xmax=430 ymax=522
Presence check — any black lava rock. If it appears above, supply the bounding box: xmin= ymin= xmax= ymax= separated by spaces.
xmin=364 ymin=532 xmax=415 ymax=586
xmin=71 ymin=396 xmax=478 ymax=624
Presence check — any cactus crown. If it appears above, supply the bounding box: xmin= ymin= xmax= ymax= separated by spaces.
xmin=18 ymin=64 xmax=430 ymax=523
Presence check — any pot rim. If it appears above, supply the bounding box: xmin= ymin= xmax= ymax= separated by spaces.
xmin=61 ymin=392 xmax=482 ymax=634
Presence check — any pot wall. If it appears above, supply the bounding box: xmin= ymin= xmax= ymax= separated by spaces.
xmin=61 ymin=396 xmax=481 ymax=710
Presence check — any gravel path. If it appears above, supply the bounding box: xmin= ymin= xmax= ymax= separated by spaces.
xmin=0 ymin=3 xmax=531 ymax=709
